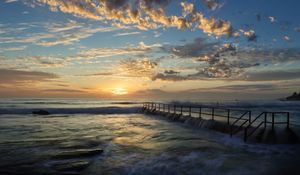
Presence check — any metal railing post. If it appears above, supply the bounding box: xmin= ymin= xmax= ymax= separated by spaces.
xmin=199 ymin=107 xmax=202 ymax=118
xmin=212 ymin=108 xmax=215 ymax=120
xmin=227 ymin=109 xmax=230 ymax=125
xmin=249 ymin=111 xmax=251 ymax=123
xmin=180 ymin=106 xmax=183 ymax=115
xmin=264 ymin=112 xmax=267 ymax=129
xmin=287 ymin=112 xmax=290 ymax=129
xmin=174 ymin=105 xmax=176 ymax=114
xmin=272 ymin=113 xmax=275 ymax=131
xmin=189 ymin=106 xmax=191 ymax=117
xmin=168 ymin=104 xmax=170 ymax=113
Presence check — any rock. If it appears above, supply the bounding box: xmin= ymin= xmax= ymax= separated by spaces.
xmin=52 ymin=160 xmax=90 ymax=172
xmin=53 ymin=148 xmax=103 ymax=159
xmin=32 ymin=110 xmax=50 ymax=115
xmin=285 ymin=92 xmax=300 ymax=101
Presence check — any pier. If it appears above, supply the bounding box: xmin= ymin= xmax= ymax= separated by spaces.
xmin=142 ymin=102 xmax=297 ymax=143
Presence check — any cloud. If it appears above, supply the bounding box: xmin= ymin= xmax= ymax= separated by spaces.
xmin=0 ymin=41 xmax=162 ymax=70
xmin=119 ymin=58 xmax=158 ymax=78
xmin=35 ymin=0 xmax=102 ymax=20
xmin=283 ymin=35 xmax=291 ymax=42
xmin=256 ymin=13 xmax=261 ymax=22
xmin=0 ymin=56 xmax=68 ymax=69
xmin=5 ymin=0 xmax=18 ymax=3
xmin=130 ymin=82 xmax=295 ymax=100
xmin=0 ymin=20 xmax=118 ymax=47
xmin=202 ymin=0 xmax=223 ymax=11
xmin=196 ymin=13 xmax=234 ymax=37
xmin=153 ymin=31 xmax=162 ymax=37
xmin=155 ymin=41 xmax=300 ymax=81
xmin=165 ymin=37 xmax=218 ymax=58
xmin=152 ymin=73 xmax=187 ymax=81
xmin=26 ymin=0 xmax=235 ymax=37
xmin=243 ymin=70 xmax=300 ymax=81
xmin=235 ymin=48 xmax=300 ymax=65
xmin=0 ymin=45 xmax=27 ymax=52
xmin=77 ymin=42 xmax=161 ymax=59
xmin=242 ymin=29 xmax=257 ymax=42
xmin=77 ymin=72 xmax=114 ymax=77
xmin=36 ymin=23 xmax=118 ymax=47
xmin=42 ymin=89 xmax=86 ymax=93
xmin=269 ymin=16 xmax=276 ymax=23
xmin=0 ymin=68 xmax=59 ymax=84
xmin=192 ymin=84 xmax=279 ymax=92
xmin=113 ymin=31 xmax=141 ymax=37
xmin=164 ymin=70 xmax=180 ymax=74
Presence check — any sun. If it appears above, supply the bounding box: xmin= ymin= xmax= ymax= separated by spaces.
xmin=111 ymin=87 xmax=128 ymax=95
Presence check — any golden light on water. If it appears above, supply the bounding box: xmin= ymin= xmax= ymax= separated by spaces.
xmin=110 ymin=88 xmax=128 ymax=95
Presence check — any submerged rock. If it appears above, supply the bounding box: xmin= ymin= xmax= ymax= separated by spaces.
xmin=53 ymin=148 xmax=103 ymax=159
xmin=52 ymin=160 xmax=90 ymax=172
xmin=32 ymin=110 xmax=50 ymax=115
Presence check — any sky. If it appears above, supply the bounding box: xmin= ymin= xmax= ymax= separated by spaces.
xmin=0 ymin=0 xmax=300 ymax=101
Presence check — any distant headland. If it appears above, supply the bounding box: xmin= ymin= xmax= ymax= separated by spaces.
xmin=285 ymin=92 xmax=300 ymax=101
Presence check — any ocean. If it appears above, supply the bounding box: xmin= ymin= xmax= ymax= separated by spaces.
xmin=0 ymin=98 xmax=300 ymax=175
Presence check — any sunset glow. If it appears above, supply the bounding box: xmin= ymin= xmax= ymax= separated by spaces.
xmin=110 ymin=88 xmax=128 ymax=95
xmin=0 ymin=0 xmax=300 ymax=100
xmin=1 ymin=1 xmax=300 ymax=174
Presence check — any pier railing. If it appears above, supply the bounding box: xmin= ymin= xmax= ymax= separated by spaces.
xmin=142 ymin=102 xmax=290 ymax=142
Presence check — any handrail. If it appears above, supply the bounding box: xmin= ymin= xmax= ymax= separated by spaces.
xmin=244 ymin=112 xmax=266 ymax=142
xmin=231 ymin=119 xmax=249 ymax=136
xmin=244 ymin=121 xmax=264 ymax=142
xmin=249 ymin=112 xmax=266 ymax=125
xmin=230 ymin=111 xmax=250 ymax=137
xmin=142 ymin=102 xmax=291 ymax=142
xmin=231 ymin=111 xmax=250 ymax=126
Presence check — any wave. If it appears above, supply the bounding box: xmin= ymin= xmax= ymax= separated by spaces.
xmin=0 ymin=106 xmax=141 ymax=115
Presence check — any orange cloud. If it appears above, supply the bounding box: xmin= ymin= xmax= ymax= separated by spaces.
xmin=30 ymin=0 xmax=235 ymax=37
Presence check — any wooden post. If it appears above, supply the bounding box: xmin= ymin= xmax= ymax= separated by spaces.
xmin=163 ymin=104 xmax=165 ymax=112
xmin=168 ymin=104 xmax=170 ymax=113
xmin=189 ymin=106 xmax=191 ymax=117
xmin=227 ymin=109 xmax=230 ymax=125
xmin=199 ymin=107 xmax=201 ymax=118
xmin=287 ymin=112 xmax=290 ymax=129
xmin=272 ymin=113 xmax=275 ymax=131
xmin=212 ymin=108 xmax=215 ymax=120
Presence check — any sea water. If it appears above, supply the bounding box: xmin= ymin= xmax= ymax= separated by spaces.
xmin=0 ymin=99 xmax=300 ymax=175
